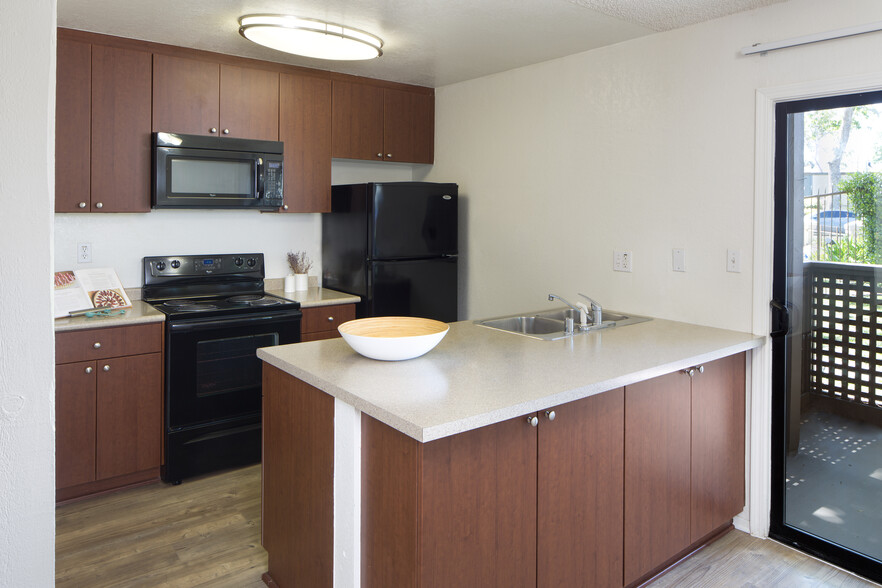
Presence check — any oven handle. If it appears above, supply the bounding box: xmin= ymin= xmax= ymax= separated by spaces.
xmin=168 ymin=311 xmax=302 ymax=333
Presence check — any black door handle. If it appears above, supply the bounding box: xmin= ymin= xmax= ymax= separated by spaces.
xmin=770 ymin=299 xmax=790 ymax=337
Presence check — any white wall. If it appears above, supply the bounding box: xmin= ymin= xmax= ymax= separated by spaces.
xmin=54 ymin=160 xmax=415 ymax=287
xmin=0 ymin=1 xmax=57 ymax=585
xmin=426 ymin=0 xmax=882 ymax=330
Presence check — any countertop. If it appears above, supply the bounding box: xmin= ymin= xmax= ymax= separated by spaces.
xmin=54 ymin=300 xmax=165 ymax=332
xmin=54 ymin=287 xmax=359 ymax=332
xmin=257 ymin=315 xmax=765 ymax=443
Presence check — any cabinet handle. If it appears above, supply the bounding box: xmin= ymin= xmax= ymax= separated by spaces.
xmin=282 ymin=204 xmax=289 ymax=211
xmin=223 ymin=129 xmax=230 ymax=135
xmin=85 ymin=366 xmax=93 ymax=374
xmin=103 ymin=365 xmax=110 ymax=372
xmin=545 ymin=410 xmax=556 ymax=421
xmin=95 ymin=202 xmax=103 ymax=209
xmin=327 ymin=316 xmax=334 ymax=322
xmin=386 ymin=153 xmax=392 ymax=158
xmin=683 ymin=368 xmax=695 ymax=377
xmin=78 ymin=202 xmax=87 ymax=209
xmin=93 ymin=342 xmax=102 ymax=349
xmin=697 ymin=365 xmax=705 ymax=374
xmin=376 ymin=153 xmax=383 ymax=158
xmin=210 ymin=127 xmax=218 ymax=134
xmin=527 ymin=415 xmax=539 ymax=427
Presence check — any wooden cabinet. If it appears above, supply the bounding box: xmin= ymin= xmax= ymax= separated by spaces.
xmin=278 ymin=73 xmax=332 ymax=212
xmin=153 ymin=54 xmax=280 ymax=141
xmin=55 ymin=323 xmax=163 ymax=502
xmin=300 ymin=303 xmax=355 ymax=342
xmin=332 ymin=80 xmax=434 ymax=163
xmin=55 ymin=40 xmax=152 ymax=212
xmin=623 ymin=354 xmax=746 ymax=586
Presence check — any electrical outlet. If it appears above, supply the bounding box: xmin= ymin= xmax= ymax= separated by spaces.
xmin=672 ymin=248 xmax=686 ymax=272
xmin=727 ymin=249 xmax=741 ymax=273
xmin=614 ymin=250 xmax=632 ymax=272
xmin=78 ymin=243 xmax=92 ymax=263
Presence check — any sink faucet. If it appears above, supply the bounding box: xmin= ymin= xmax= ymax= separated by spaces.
xmin=578 ymin=293 xmax=602 ymax=326
xmin=548 ymin=294 xmax=589 ymax=330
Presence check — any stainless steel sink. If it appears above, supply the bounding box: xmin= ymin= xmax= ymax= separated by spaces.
xmin=476 ymin=307 xmax=650 ymax=340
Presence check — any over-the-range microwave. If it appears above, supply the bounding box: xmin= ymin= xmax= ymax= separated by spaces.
xmin=153 ymin=132 xmax=284 ymax=210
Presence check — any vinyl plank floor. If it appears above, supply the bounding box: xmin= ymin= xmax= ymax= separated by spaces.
xmin=57 ymin=463 xmax=879 ymax=587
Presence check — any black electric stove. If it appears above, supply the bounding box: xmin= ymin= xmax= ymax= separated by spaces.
xmin=142 ymin=253 xmax=301 ymax=484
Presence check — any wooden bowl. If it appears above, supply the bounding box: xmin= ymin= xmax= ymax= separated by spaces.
xmin=337 ymin=317 xmax=449 ymax=361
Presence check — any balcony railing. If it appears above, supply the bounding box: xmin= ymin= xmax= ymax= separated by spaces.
xmin=804 ymin=191 xmax=863 ymax=261
xmin=804 ymin=261 xmax=882 ymax=410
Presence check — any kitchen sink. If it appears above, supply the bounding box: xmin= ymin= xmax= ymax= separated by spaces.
xmin=476 ymin=307 xmax=650 ymax=340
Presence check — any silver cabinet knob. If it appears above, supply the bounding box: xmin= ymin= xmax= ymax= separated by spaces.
xmin=683 ymin=368 xmax=695 ymax=377
xmin=223 ymin=129 xmax=230 ymax=135
xmin=78 ymin=202 xmax=87 ymax=209
xmin=85 ymin=366 xmax=93 ymax=374
xmin=327 ymin=316 xmax=334 ymax=322
xmin=697 ymin=365 xmax=705 ymax=374
xmin=93 ymin=342 xmax=101 ymax=349
xmin=102 ymin=365 xmax=110 ymax=372
xmin=386 ymin=153 xmax=392 ymax=158
xmin=282 ymin=204 xmax=289 ymax=211
xmin=545 ymin=410 xmax=556 ymax=421
xmin=527 ymin=415 xmax=539 ymax=427
xmin=95 ymin=202 xmax=103 ymax=209
xmin=376 ymin=153 xmax=383 ymax=158
xmin=210 ymin=127 xmax=218 ymax=133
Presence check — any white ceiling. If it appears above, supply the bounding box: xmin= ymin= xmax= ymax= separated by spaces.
xmin=58 ymin=0 xmax=789 ymax=88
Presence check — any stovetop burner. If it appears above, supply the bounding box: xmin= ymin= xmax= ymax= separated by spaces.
xmin=163 ymin=299 xmax=203 ymax=308
xmin=226 ymin=295 xmax=282 ymax=307
xmin=169 ymin=303 xmax=220 ymax=312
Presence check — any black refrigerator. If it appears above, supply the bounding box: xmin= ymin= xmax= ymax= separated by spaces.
xmin=322 ymin=182 xmax=458 ymax=322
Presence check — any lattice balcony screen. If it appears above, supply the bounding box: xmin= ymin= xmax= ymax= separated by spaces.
xmin=805 ymin=261 xmax=882 ymax=409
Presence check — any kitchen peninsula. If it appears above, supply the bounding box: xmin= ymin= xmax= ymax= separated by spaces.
xmin=257 ymin=316 xmax=763 ymax=588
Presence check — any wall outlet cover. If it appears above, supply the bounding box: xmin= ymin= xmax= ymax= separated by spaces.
xmin=77 ymin=242 xmax=92 ymax=263
xmin=672 ymin=248 xmax=685 ymax=272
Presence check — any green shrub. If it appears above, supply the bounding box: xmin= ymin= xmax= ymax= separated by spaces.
xmin=838 ymin=172 xmax=882 ymax=261
xmin=821 ymin=236 xmax=873 ymax=264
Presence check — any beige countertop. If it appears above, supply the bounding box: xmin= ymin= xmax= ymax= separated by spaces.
xmin=257 ymin=315 xmax=764 ymax=443
xmin=265 ymin=287 xmax=360 ymax=308
xmin=54 ymin=300 xmax=165 ymax=332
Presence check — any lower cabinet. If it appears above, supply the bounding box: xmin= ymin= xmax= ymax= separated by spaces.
xmin=55 ymin=323 xmax=162 ymax=502
xmin=362 ymin=389 xmax=625 ymax=588
xmin=300 ymin=303 xmax=356 ymax=342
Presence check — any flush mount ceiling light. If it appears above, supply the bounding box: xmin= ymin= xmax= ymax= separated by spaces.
xmin=238 ymin=14 xmax=383 ymax=61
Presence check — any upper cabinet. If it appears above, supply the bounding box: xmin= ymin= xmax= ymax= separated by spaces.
xmin=279 ymin=73 xmax=332 ymax=213
xmin=56 ymin=37 xmax=152 ymax=213
xmin=153 ymin=55 xmax=279 ymax=141
xmin=332 ymin=80 xmax=434 ymax=164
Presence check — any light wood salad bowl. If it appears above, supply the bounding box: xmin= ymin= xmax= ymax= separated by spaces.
xmin=337 ymin=316 xmax=449 ymax=361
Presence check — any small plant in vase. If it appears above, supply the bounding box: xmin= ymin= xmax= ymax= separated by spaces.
xmin=285 ymin=251 xmax=313 ymax=292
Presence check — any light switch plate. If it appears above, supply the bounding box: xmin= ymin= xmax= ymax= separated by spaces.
xmin=727 ymin=249 xmax=741 ymax=273
xmin=614 ymin=250 xmax=632 ymax=272
xmin=672 ymin=248 xmax=685 ymax=272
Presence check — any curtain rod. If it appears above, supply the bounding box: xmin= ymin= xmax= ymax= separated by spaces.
xmin=741 ymin=20 xmax=882 ymax=55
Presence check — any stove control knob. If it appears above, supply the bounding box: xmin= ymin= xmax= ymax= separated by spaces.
xmin=247 ymin=258 xmax=257 ymax=267
xmin=234 ymin=257 xmax=244 ymax=266
xmin=155 ymin=261 xmax=166 ymax=271
xmin=170 ymin=259 xmax=181 ymax=269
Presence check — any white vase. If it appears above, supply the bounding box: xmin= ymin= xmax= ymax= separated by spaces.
xmin=294 ymin=273 xmax=309 ymax=291
xmin=283 ymin=274 xmax=296 ymax=292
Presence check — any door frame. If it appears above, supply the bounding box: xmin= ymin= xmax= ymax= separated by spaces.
xmin=751 ymin=71 xmax=882 ymax=565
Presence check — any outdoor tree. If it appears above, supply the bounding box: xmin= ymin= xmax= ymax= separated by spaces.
xmin=806 ymin=106 xmax=875 ymax=191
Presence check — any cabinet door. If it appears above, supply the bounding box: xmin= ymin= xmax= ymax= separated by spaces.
xmin=152 ymin=54 xmax=220 ymax=136
xmin=279 ymin=73 xmax=331 ymax=212
xmin=624 ymin=372 xmax=692 ymax=585
xmin=383 ymin=88 xmax=434 ymax=164
xmin=331 ymin=80 xmax=383 ymax=160
xmin=691 ymin=353 xmax=746 ymax=541
xmin=220 ymin=64 xmax=279 ymax=141
xmin=56 ymin=361 xmax=97 ymax=489
xmin=90 ymin=44 xmax=152 ymax=212
xmin=96 ymin=353 xmax=161 ymax=480
xmin=56 ymin=38 xmax=91 ymax=213
xmin=419 ymin=416 xmax=537 ymax=588
xmin=538 ymin=390 xmax=624 ymax=588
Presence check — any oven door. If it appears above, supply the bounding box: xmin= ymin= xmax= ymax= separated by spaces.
xmin=165 ymin=309 xmax=301 ymax=430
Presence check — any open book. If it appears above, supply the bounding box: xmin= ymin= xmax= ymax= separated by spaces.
xmin=54 ymin=267 xmax=132 ymax=319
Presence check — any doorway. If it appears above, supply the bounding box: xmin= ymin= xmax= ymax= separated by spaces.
xmin=771 ymin=90 xmax=882 ymax=583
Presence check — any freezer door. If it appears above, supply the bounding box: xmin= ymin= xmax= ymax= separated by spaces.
xmin=367 ymin=257 xmax=457 ymax=322
xmin=371 ymin=183 xmax=458 ymax=260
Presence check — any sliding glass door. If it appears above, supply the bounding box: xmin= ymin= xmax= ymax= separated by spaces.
xmin=771 ymin=90 xmax=882 ymax=584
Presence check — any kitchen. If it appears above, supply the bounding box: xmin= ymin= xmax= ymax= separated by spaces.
xmin=5 ymin=0 xmax=882 ymax=586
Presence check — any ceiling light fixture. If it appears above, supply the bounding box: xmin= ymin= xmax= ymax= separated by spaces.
xmin=238 ymin=14 xmax=383 ymax=61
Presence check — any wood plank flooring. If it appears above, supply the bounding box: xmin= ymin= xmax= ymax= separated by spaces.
xmin=57 ymin=464 xmax=880 ymax=587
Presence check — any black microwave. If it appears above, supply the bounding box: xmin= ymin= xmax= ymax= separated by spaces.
xmin=153 ymin=132 xmax=284 ymax=210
